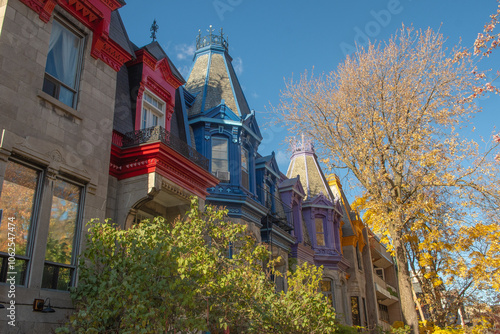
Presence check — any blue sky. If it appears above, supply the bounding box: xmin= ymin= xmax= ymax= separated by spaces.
xmin=120 ymin=0 xmax=499 ymax=186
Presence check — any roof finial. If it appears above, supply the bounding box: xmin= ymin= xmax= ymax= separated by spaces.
xmin=195 ymin=26 xmax=229 ymax=52
xmin=150 ymin=19 xmax=159 ymax=42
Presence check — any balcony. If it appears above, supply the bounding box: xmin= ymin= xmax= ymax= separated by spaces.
xmin=374 ymin=273 xmax=399 ymax=306
xmin=121 ymin=126 xmax=209 ymax=171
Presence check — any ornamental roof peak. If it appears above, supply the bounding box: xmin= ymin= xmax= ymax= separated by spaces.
xmin=291 ymin=133 xmax=315 ymax=154
xmin=196 ymin=25 xmax=229 ymax=52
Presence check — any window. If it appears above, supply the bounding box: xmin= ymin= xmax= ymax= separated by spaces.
xmin=315 ymin=217 xmax=325 ymax=246
xmin=212 ymin=137 xmax=229 ymax=179
xmin=43 ymin=20 xmax=84 ymax=108
xmin=362 ymin=297 xmax=368 ymax=327
xmin=141 ymin=91 xmax=165 ymax=129
xmin=379 ymin=303 xmax=389 ymax=322
xmin=356 ymin=243 xmax=363 ymax=270
xmin=42 ymin=178 xmax=82 ymax=290
xmin=320 ymin=279 xmax=335 ymax=309
xmin=0 ymin=160 xmax=84 ymax=290
xmin=375 ymin=267 xmax=385 ymax=280
xmin=351 ymin=296 xmax=361 ymax=326
xmin=241 ymin=147 xmax=249 ymax=189
xmin=0 ymin=161 xmax=41 ymax=285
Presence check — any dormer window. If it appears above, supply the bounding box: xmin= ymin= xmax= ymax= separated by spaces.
xmin=315 ymin=217 xmax=326 ymax=246
xmin=142 ymin=91 xmax=165 ymax=129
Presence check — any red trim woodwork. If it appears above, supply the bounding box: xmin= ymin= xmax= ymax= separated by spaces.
xmin=110 ymin=140 xmax=219 ymax=199
xmin=130 ymin=47 xmax=182 ymax=132
xmin=19 ymin=0 xmax=132 ymax=71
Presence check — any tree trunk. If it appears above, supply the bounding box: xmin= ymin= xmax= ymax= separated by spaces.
xmin=393 ymin=234 xmax=420 ymax=334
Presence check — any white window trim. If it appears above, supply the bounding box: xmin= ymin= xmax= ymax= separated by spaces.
xmin=141 ymin=90 xmax=166 ymax=129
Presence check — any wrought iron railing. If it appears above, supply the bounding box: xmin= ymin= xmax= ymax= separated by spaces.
xmin=122 ymin=126 xmax=209 ymax=171
xmin=196 ymin=26 xmax=229 ymax=51
xmin=258 ymin=185 xmax=294 ymax=232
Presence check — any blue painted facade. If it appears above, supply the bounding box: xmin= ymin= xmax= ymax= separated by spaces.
xmin=178 ymin=28 xmax=349 ymax=293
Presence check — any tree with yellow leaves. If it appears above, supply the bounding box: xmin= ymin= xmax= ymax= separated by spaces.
xmin=276 ymin=25 xmax=500 ymax=333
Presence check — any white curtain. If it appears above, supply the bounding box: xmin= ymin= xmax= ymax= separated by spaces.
xmin=46 ymin=21 xmax=79 ymax=89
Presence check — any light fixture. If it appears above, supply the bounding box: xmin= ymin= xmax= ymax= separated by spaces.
xmin=33 ymin=298 xmax=55 ymax=313
xmin=33 ymin=298 xmax=44 ymax=312
xmin=42 ymin=298 xmax=55 ymax=313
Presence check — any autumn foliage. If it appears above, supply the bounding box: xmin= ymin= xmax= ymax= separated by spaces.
xmin=277 ymin=25 xmax=500 ymax=332
xmin=57 ymin=199 xmax=338 ymax=334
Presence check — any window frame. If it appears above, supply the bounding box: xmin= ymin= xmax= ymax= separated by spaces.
xmin=211 ymin=136 xmax=229 ymax=175
xmin=0 ymin=159 xmax=44 ymax=287
xmin=42 ymin=18 xmax=85 ymax=109
xmin=320 ymin=278 xmax=335 ymax=309
xmin=141 ymin=90 xmax=165 ymax=129
xmin=315 ymin=216 xmax=326 ymax=247
xmin=241 ymin=146 xmax=249 ymax=190
xmin=351 ymin=296 xmax=361 ymax=326
xmin=41 ymin=176 xmax=85 ymax=291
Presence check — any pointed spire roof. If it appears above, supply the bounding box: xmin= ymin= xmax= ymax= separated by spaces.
xmin=286 ymin=135 xmax=334 ymax=202
xmin=185 ymin=26 xmax=251 ymax=118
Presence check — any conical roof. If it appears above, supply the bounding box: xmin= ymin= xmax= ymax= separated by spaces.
xmin=185 ymin=27 xmax=250 ymax=118
xmin=286 ymin=135 xmax=334 ymax=202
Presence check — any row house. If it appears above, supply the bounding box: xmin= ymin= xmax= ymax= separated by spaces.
xmin=329 ymin=175 xmax=403 ymax=329
xmin=0 ymin=0 xmax=404 ymax=331
xmin=0 ymin=0 xmax=217 ymax=332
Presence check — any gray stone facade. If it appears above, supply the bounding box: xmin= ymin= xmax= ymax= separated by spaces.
xmin=0 ymin=0 xmax=121 ymax=332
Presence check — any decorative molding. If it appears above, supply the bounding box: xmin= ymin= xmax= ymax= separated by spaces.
xmin=144 ymin=76 xmax=172 ymax=105
xmin=46 ymin=167 xmax=58 ymax=180
xmin=40 ymin=0 xmax=56 ymax=22
xmin=46 ymin=149 xmax=64 ymax=163
xmin=19 ymin=0 xmax=131 ymax=71
xmin=161 ymin=180 xmax=191 ymax=200
xmin=98 ymin=38 xmax=133 ymax=71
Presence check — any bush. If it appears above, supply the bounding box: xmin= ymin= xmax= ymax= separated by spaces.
xmin=57 ymin=198 xmax=337 ymax=334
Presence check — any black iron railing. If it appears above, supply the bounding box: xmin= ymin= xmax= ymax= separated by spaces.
xmin=122 ymin=126 xmax=209 ymax=171
xmin=196 ymin=26 xmax=229 ymax=52
xmin=258 ymin=185 xmax=294 ymax=232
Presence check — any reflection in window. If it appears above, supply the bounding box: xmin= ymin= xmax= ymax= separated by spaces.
xmin=0 ymin=161 xmax=40 ymax=285
xmin=212 ymin=137 xmax=228 ymax=173
xmin=321 ymin=279 xmax=335 ymax=309
xmin=42 ymin=179 xmax=81 ymax=290
xmin=42 ymin=20 xmax=83 ymax=108
xmin=315 ymin=217 xmax=325 ymax=246
xmin=241 ymin=147 xmax=249 ymax=189
xmin=352 ymin=296 xmax=361 ymax=326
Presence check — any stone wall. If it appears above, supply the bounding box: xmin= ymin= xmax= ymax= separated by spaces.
xmin=0 ymin=1 xmax=118 ymax=332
